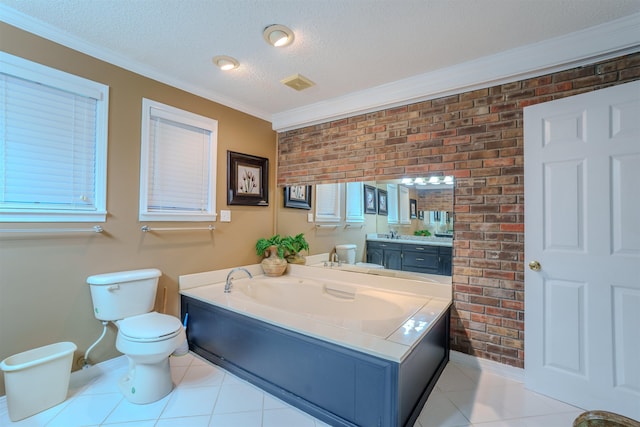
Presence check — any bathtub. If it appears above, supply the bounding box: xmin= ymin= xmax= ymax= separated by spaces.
xmin=179 ymin=264 xmax=451 ymax=427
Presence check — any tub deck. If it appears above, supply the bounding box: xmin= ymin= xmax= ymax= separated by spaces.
xmin=179 ymin=264 xmax=451 ymax=427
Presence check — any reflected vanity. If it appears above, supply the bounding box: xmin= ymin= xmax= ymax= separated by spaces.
xmin=282 ymin=176 xmax=455 ymax=278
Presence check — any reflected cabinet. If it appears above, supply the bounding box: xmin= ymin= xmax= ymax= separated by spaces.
xmin=366 ymin=241 xmax=452 ymax=276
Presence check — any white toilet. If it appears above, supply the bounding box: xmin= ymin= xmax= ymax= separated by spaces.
xmin=86 ymin=268 xmax=186 ymax=404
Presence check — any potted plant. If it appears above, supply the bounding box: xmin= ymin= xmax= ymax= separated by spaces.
xmin=255 ymin=234 xmax=288 ymax=276
xmin=282 ymin=233 xmax=309 ymax=264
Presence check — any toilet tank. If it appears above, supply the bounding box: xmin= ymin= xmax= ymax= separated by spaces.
xmin=86 ymin=268 xmax=162 ymax=321
xmin=336 ymin=244 xmax=357 ymax=264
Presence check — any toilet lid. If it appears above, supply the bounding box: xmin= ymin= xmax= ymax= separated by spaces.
xmin=118 ymin=312 xmax=182 ymax=341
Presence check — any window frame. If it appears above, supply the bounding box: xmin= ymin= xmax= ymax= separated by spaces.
xmin=139 ymin=98 xmax=218 ymax=222
xmin=0 ymin=52 xmax=109 ymax=223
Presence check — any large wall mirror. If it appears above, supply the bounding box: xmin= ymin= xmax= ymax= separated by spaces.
xmin=276 ymin=176 xmax=454 ymax=277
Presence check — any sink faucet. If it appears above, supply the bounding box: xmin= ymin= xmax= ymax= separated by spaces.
xmin=225 ymin=267 xmax=252 ymax=293
xmin=390 ymin=230 xmax=398 ymax=239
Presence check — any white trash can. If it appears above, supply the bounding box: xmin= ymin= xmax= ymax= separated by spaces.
xmin=1 ymin=342 xmax=76 ymax=421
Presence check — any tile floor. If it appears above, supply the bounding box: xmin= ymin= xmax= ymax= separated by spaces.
xmin=0 ymin=352 xmax=583 ymax=427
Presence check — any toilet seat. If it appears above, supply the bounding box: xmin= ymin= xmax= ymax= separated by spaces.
xmin=118 ymin=312 xmax=182 ymax=343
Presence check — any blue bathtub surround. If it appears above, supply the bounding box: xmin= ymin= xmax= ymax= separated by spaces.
xmin=179 ymin=264 xmax=451 ymax=427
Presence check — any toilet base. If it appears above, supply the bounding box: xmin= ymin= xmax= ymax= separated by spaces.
xmin=119 ymin=356 xmax=173 ymax=404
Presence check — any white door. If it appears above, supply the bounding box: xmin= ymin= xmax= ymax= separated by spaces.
xmin=524 ymin=80 xmax=640 ymax=420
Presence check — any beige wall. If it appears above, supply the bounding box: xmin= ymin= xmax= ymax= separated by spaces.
xmin=0 ymin=24 xmax=277 ymax=395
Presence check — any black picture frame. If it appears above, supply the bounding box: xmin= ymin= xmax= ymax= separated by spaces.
xmin=227 ymin=151 xmax=269 ymax=206
xmin=410 ymin=199 xmax=417 ymax=219
xmin=284 ymin=185 xmax=312 ymax=209
xmin=364 ymin=184 xmax=377 ymax=214
xmin=377 ymin=189 xmax=388 ymax=216
xmin=418 ymin=210 xmax=424 ymax=220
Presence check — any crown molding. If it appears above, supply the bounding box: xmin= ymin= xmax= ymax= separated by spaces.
xmin=0 ymin=5 xmax=272 ymax=122
xmin=2 ymin=5 xmax=638 ymax=132
xmin=272 ymin=13 xmax=640 ymax=132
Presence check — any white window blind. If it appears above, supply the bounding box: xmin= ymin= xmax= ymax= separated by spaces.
xmin=387 ymin=184 xmax=399 ymax=224
xmin=399 ymin=185 xmax=411 ymax=224
xmin=139 ymin=99 xmax=217 ymax=221
xmin=315 ymin=183 xmax=343 ymax=222
xmin=0 ymin=52 xmax=108 ymax=222
xmin=345 ymin=182 xmax=364 ymax=223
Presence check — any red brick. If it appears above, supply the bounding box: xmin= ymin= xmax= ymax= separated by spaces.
xmin=276 ymin=53 xmax=640 ymax=370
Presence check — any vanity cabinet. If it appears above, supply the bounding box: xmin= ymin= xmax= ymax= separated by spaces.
xmin=438 ymin=247 xmax=452 ymax=276
xmin=366 ymin=240 xmax=452 ymax=276
xmin=402 ymin=244 xmax=439 ymax=274
xmin=366 ymin=241 xmax=402 ymax=270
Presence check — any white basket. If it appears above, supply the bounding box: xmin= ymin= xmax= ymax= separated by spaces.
xmin=1 ymin=342 xmax=76 ymax=421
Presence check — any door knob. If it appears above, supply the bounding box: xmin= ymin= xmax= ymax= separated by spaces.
xmin=528 ymin=260 xmax=541 ymax=271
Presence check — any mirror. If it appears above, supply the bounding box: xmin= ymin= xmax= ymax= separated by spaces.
xmin=277 ymin=176 xmax=454 ymax=277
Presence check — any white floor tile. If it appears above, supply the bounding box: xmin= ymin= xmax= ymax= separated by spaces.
xmin=208 ymin=410 xmax=263 ymax=427
xmin=101 ymin=421 xmax=156 ymax=427
xmin=169 ymin=353 xmax=195 ymax=368
xmin=262 ymin=407 xmax=317 ymax=427
xmin=155 ymin=415 xmax=211 ymax=427
xmin=263 ymin=393 xmax=289 ymax=410
xmin=520 ymin=409 xmax=584 ymax=426
xmin=471 ymin=419 xmax=529 ymax=427
xmin=0 ymin=353 xmax=595 ymax=427
xmin=160 ymin=385 xmax=220 ymax=419
xmin=102 ymin=393 xmax=170 ymax=424
xmin=444 ymin=388 xmax=514 ymax=424
xmin=0 ymin=399 xmax=67 ymax=427
xmin=436 ymin=363 xmax=480 ymax=392
xmin=46 ymin=393 xmax=123 ymax=427
xmin=416 ymin=394 xmax=471 ymax=427
xmin=213 ymin=383 xmax=264 ymax=414
xmin=179 ymin=363 xmax=226 ymax=388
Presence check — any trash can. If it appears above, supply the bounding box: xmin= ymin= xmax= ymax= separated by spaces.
xmin=1 ymin=342 xmax=77 ymax=421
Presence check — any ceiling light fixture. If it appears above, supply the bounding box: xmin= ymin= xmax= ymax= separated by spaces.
xmin=212 ymin=55 xmax=239 ymax=71
xmin=263 ymin=24 xmax=294 ymax=47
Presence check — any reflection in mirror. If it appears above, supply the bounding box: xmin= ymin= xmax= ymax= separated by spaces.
xmin=277 ymin=176 xmax=454 ymax=278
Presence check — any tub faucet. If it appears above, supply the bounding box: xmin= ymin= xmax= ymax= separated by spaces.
xmin=331 ymin=252 xmax=342 ymax=267
xmin=225 ymin=267 xmax=252 ymax=293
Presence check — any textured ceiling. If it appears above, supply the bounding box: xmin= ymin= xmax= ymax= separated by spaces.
xmin=1 ymin=0 xmax=639 ymax=130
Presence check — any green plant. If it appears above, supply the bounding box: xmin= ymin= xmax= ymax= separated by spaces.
xmin=256 ymin=234 xmax=285 ymax=258
xmin=414 ymin=229 xmax=432 ymax=237
xmin=282 ymin=233 xmax=309 ymax=256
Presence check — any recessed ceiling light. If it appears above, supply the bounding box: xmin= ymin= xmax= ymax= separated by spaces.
xmin=263 ymin=24 xmax=294 ymax=47
xmin=212 ymin=55 xmax=239 ymax=71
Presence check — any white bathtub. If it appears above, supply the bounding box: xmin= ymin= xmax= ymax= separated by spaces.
xmin=180 ymin=264 xmax=451 ymax=361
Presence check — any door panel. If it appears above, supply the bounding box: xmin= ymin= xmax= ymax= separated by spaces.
xmin=524 ymin=80 xmax=640 ymax=420
xmin=543 ymin=279 xmax=585 ymax=375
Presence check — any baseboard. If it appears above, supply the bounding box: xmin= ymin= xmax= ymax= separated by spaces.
xmin=450 ymin=350 xmax=525 ymax=383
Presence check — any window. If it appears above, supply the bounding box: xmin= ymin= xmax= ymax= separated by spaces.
xmin=315 ymin=183 xmax=343 ymax=222
xmin=345 ymin=182 xmax=364 ymax=223
xmin=0 ymin=52 xmax=109 ymax=222
xmin=387 ymin=184 xmax=399 ymax=224
xmin=399 ymin=185 xmax=411 ymax=224
xmin=139 ymin=98 xmax=217 ymax=221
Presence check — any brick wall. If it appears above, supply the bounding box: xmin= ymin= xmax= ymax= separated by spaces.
xmin=277 ymin=53 xmax=639 ymax=368
xmin=417 ymin=188 xmax=453 ymax=212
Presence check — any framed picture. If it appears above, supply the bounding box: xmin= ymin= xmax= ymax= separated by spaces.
xmin=377 ymin=189 xmax=388 ymax=216
xmin=364 ymin=184 xmax=377 ymax=214
xmin=410 ymin=199 xmax=417 ymax=219
xmin=284 ymin=185 xmax=312 ymax=209
xmin=227 ymin=151 xmax=269 ymax=206
xmin=418 ymin=210 xmax=424 ymax=220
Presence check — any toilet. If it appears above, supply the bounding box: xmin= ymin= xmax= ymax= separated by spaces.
xmin=86 ymin=268 xmax=185 ymax=404
xmin=335 ymin=244 xmax=384 ymax=269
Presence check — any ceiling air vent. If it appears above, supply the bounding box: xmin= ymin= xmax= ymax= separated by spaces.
xmin=281 ymin=74 xmax=315 ymax=91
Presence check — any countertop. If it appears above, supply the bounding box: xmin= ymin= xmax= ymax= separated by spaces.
xmin=366 ymin=234 xmax=453 ymax=247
